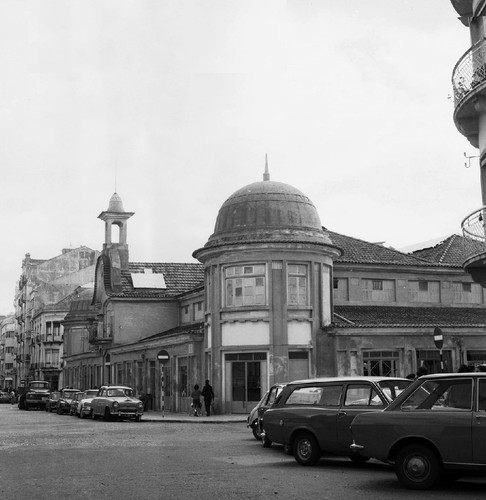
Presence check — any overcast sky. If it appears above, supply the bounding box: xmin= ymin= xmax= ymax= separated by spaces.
xmin=0 ymin=1 xmax=476 ymax=314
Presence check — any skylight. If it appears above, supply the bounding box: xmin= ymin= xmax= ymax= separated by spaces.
xmin=131 ymin=268 xmax=167 ymax=289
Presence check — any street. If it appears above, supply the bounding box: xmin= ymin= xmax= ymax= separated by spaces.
xmin=0 ymin=405 xmax=485 ymax=500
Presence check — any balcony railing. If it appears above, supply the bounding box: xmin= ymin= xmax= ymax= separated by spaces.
xmin=452 ymin=38 xmax=486 ymax=106
xmin=461 ymin=206 xmax=486 ymax=283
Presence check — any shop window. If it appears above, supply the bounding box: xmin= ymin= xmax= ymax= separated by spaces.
xmin=363 ymin=351 xmax=399 ymax=376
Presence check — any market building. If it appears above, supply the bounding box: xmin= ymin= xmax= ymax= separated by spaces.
xmin=59 ymin=169 xmax=486 ymax=415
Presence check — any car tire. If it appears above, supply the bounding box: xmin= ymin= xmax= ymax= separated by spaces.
xmin=57 ymin=406 xmax=62 ymax=415
xmin=252 ymin=422 xmax=262 ymax=441
xmin=293 ymin=432 xmax=320 ymax=466
xmin=135 ymin=415 xmax=141 ymax=422
xmin=395 ymin=444 xmax=442 ymax=490
xmin=92 ymin=410 xmax=97 ymax=420
xmin=104 ymin=407 xmax=111 ymax=421
xmin=24 ymin=404 xmax=29 ymax=411
xmin=349 ymin=454 xmax=370 ymax=465
xmin=261 ymin=434 xmax=272 ymax=448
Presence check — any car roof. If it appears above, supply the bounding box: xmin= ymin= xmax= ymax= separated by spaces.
xmin=288 ymin=376 xmax=409 ymax=385
xmin=420 ymin=372 xmax=486 ymax=379
xmin=100 ymin=385 xmax=132 ymax=390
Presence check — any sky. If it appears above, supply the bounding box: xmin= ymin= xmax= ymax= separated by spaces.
xmin=0 ymin=0 xmax=477 ymax=314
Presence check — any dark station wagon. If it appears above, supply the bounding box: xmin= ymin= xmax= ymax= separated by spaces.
xmin=350 ymin=373 xmax=486 ymax=489
xmin=261 ymin=376 xmax=412 ymax=466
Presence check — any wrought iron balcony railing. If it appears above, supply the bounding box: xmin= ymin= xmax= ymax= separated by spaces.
xmin=461 ymin=207 xmax=486 ymax=284
xmin=452 ymin=38 xmax=486 ymax=107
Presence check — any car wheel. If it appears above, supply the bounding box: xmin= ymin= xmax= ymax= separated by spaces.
xmin=24 ymin=404 xmax=29 ymax=411
xmin=252 ymin=422 xmax=262 ymax=441
xmin=262 ymin=434 xmax=272 ymax=448
xmin=57 ymin=406 xmax=62 ymax=415
xmin=349 ymin=454 xmax=370 ymax=465
xmin=293 ymin=432 xmax=320 ymax=466
xmin=135 ymin=415 xmax=141 ymax=422
xmin=92 ymin=410 xmax=97 ymax=420
xmin=104 ymin=407 xmax=111 ymax=421
xmin=395 ymin=444 xmax=442 ymax=490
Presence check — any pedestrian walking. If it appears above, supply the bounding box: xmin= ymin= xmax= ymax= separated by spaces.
xmin=190 ymin=384 xmax=202 ymax=416
xmin=201 ymin=379 xmax=214 ymax=416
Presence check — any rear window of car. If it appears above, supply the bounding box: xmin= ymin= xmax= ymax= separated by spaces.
xmin=285 ymin=385 xmax=343 ymax=406
xmin=401 ymin=378 xmax=473 ymax=411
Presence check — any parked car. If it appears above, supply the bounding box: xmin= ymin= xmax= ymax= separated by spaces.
xmin=261 ymin=376 xmax=412 ymax=466
xmin=23 ymin=381 xmax=50 ymax=410
xmin=45 ymin=391 xmax=61 ymax=412
xmin=246 ymin=383 xmax=287 ymax=440
xmin=69 ymin=392 xmax=86 ymax=416
xmin=91 ymin=385 xmax=143 ymax=421
xmin=350 ymin=372 xmax=486 ymax=490
xmin=76 ymin=389 xmax=99 ymax=418
xmin=57 ymin=388 xmax=82 ymax=415
xmin=0 ymin=391 xmax=11 ymax=404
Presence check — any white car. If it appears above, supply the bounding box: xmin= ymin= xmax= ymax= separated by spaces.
xmin=77 ymin=389 xmax=99 ymax=418
xmin=91 ymin=385 xmax=144 ymax=421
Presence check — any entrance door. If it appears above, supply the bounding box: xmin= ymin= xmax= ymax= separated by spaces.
xmin=231 ymin=361 xmax=261 ymax=413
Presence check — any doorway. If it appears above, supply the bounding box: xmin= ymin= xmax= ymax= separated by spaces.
xmin=225 ymin=353 xmax=267 ymax=413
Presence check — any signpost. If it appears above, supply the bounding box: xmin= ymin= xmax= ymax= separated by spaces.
xmin=434 ymin=327 xmax=444 ymax=373
xmin=157 ymin=350 xmax=170 ymax=417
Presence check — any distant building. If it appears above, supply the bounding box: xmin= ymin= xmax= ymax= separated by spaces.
xmin=0 ymin=315 xmax=17 ymax=389
xmin=14 ymin=247 xmax=99 ymax=389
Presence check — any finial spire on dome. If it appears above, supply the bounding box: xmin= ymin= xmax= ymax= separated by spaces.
xmin=263 ymin=154 xmax=270 ymax=181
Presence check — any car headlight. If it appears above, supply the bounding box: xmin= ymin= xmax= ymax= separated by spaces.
xmin=112 ymin=401 xmax=119 ymax=409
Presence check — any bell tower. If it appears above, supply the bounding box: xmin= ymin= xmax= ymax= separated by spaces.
xmin=98 ymin=192 xmax=134 ymax=271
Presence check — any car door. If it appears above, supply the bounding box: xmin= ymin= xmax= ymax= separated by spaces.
xmin=473 ymin=377 xmax=486 ymax=463
xmin=335 ymin=382 xmax=388 ymax=453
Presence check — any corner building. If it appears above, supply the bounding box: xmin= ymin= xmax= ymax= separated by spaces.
xmin=193 ymin=174 xmax=341 ymax=413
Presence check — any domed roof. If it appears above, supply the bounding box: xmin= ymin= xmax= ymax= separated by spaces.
xmin=214 ymin=180 xmax=322 ymax=234
xmin=107 ymin=192 xmax=125 ymax=212
xmin=195 ymin=177 xmax=337 ymax=254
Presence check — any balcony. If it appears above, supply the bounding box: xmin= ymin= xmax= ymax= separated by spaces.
xmin=452 ymin=38 xmax=486 ymax=147
xmin=461 ymin=207 xmax=486 ymax=284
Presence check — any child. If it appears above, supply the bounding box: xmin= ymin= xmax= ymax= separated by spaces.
xmin=190 ymin=384 xmax=202 ymax=416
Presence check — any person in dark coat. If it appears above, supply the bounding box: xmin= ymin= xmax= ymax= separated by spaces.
xmin=201 ymin=380 xmax=214 ymax=416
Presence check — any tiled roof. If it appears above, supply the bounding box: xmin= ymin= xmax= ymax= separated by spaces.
xmin=333 ymin=305 xmax=486 ymax=328
xmin=326 ymin=230 xmax=437 ymax=267
xmin=411 ymin=234 xmax=465 ymax=267
xmin=110 ymin=262 xmax=204 ymax=299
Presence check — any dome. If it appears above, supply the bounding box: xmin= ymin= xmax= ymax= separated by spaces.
xmin=214 ymin=180 xmax=322 ymax=233
xmin=196 ymin=178 xmax=335 ymax=253
xmin=107 ymin=192 xmax=125 ymax=212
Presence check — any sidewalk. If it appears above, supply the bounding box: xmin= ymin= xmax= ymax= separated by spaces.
xmin=142 ymin=410 xmax=247 ymax=423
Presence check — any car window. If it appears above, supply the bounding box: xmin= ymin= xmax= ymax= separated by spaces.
xmin=401 ymin=379 xmax=472 ymax=411
xmin=344 ymin=384 xmax=385 ymax=407
xmin=107 ymin=389 xmax=126 ymax=397
xmin=267 ymin=387 xmax=280 ymax=406
xmin=285 ymin=386 xmax=323 ymax=405
xmin=377 ymin=380 xmax=412 ymax=401
xmin=478 ymin=379 xmax=486 ymax=411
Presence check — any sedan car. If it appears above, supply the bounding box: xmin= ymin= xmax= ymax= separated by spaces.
xmin=0 ymin=391 xmax=11 ymax=404
xmin=261 ymin=376 xmax=412 ymax=466
xmin=247 ymin=383 xmax=286 ymax=440
xmin=350 ymin=372 xmax=486 ymax=490
xmin=76 ymin=389 xmax=99 ymax=418
xmin=69 ymin=392 xmax=86 ymax=416
xmin=45 ymin=391 xmax=61 ymax=412
xmin=56 ymin=389 xmax=82 ymax=415
xmin=91 ymin=385 xmax=143 ymax=421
